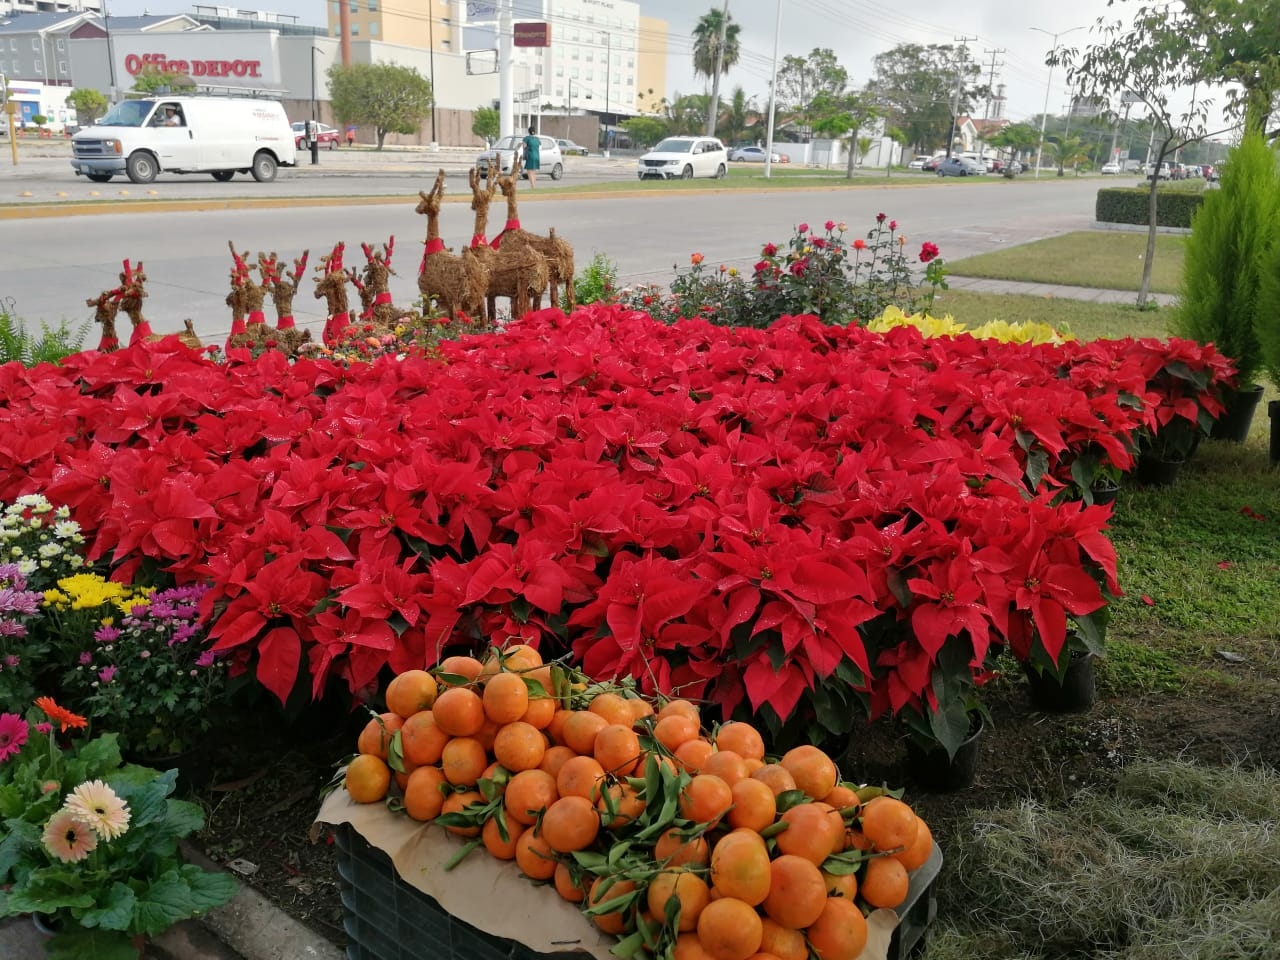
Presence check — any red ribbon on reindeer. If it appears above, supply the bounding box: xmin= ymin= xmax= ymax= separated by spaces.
xmin=491 ymin=219 xmax=520 ymax=250
xmin=470 ymin=234 xmax=489 ymax=248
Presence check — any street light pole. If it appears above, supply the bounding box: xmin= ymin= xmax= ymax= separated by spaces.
xmin=310 ymin=46 xmax=320 ymax=166
xmin=1030 ymin=25 xmax=1084 ymax=179
xmin=601 ymin=31 xmax=611 ymax=156
xmin=427 ymin=1 xmax=437 ymax=148
xmin=763 ymin=0 xmax=782 ymax=179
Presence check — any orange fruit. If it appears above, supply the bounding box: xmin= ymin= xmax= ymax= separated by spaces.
xmin=492 ymin=720 xmax=547 ymax=772
xmin=595 ymin=781 xmax=646 ymax=829
xmin=481 ymin=643 xmax=543 ymax=677
xmin=545 ymin=709 xmax=574 ymax=746
xmin=708 ymin=829 xmax=771 ymax=906
xmin=344 ymin=754 xmax=391 ymax=803
xmin=402 ymin=765 xmax=448 ymax=821
xmin=779 ymin=745 xmax=838 ymax=801
xmin=385 ymin=670 xmax=438 ymax=719
xmin=400 ymin=710 xmax=450 ymax=766
xmin=483 ymin=671 xmax=531 ymax=724
xmin=654 ymin=827 xmax=710 ymax=868
xmin=702 ymin=749 xmax=748 ymax=786
xmin=654 ymin=714 xmax=701 ymax=752
xmin=714 ymin=722 xmax=766 ymax=761
xmin=553 ymin=861 xmax=590 ymax=902
xmin=822 ymin=784 xmax=860 ymax=814
xmin=481 ymin=815 xmax=525 ymax=859
xmin=588 ymin=692 xmax=636 ymax=727
xmin=562 ymin=710 xmax=610 ymax=756
xmin=440 ymin=737 xmax=488 ymax=786
xmin=357 ymin=712 xmax=404 ymax=760
xmin=656 ymin=699 xmax=701 ymax=724
xmin=859 ymin=856 xmax=909 ymax=909
xmin=761 ymin=855 xmax=827 ymax=930
xmin=538 ymin=744 xmax=577 ymax=780
xmin=514 ymin=829 xmax=558 ymax=880
xmin=674 ymin=932 xmax=719 ymax=960
xmin=726 ymin=777 xmax=777 ymax=833
xmin=588 ymin=877 xmax=637 ymax=935
xmin=675 ymin=738 xmax=716 ymax=774
xmin=774 ymin=803 xmax=844 ymax=866
xmin=628 ymin=697 xmax=656 ymax=722
xmin=892 ymin=816 xmax=934 ymax=871
xmin=437 ymin=655 xmax=484 ymax=686
xmin=556 ymin=754 xmax=606 ymax=800
xmin=440 ymin=790 xmax=483 ymax=837
xmin=432 ymin=687 xmax=486 ymax=737
xmin=520 ymin=695 xmax=557 ymax=730
xmin=393 ymin=756 xmax=420 ymax=792
xmin=844 ymin=826 xmax=872 ymax=853
xmin=647 ymin=870 xmax=711 ymax=932
xmin=540 ymin=795 xmax=601 ymax=852
xmin=804 ymin=896 xmax=867 ymax=960
xmin=696 ymin=896 xmax=762 ymax=960
xmin=504 ymin=768 xmax=559 ymax=826
xmin=594 ymin=723 xmax=642 ymax=776
xmin=859 ymin=796 xmax=919 ymax=853
xmin=758 ymin=918 xmax=808 ymax=960
xmin=751 ymin=764 xmax=798 ymax=797
xmin=679 ymin=774 xmax=734 ymax=827
xmin=822 ymin=870 xmax=857 ymax=901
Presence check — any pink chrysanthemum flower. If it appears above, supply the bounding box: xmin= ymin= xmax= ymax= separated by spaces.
xmin=43 ymin=808 xmax=98 ymax=862
xmin=66 ymin=779 xmax=131 ymax=840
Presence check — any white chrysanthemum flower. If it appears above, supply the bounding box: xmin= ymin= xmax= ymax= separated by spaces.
xmin=38 ymin=543 xmax=64 ymax=559
xmin=54 ymin=520 xmax=80 ymax=537
xmin=65 ymin=780 xmax=131 ymax=840
xmin=54 ymin=506 xmax=71 ymax=520
xmin=15 ymin=494 xmax=46 ymax=508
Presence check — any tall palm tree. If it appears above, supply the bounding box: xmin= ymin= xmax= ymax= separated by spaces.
xmin=691 ymin=6 xmax=741 ymax=136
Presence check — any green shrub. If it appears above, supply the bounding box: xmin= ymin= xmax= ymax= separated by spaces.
xmin=0 ymin=310 xmax=89 ymax=366
xmin=566 ymin=253 xmax=618 ymax=309
xmin=1096 ymin=186 xmax=1205 ymax=228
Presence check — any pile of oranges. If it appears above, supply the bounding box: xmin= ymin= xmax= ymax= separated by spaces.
xmin=342 ymin=646 xmax=935 ymax=960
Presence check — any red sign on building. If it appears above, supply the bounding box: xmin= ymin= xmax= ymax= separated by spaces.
xmin=513 ymin=22 xmax=551 ymax=47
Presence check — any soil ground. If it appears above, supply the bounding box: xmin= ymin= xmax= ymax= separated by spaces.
xmin=186 ymin=644 xmax=1280 ymax=955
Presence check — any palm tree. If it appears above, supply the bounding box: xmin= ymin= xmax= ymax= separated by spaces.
xmin=691 ymin=6 xmax=741 ymax=136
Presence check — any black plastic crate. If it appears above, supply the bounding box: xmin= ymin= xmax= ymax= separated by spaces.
xmin=334 ymin=822 xmax=940 ymax=960
xmin=334 ymin=823 xmax=586 ymax=960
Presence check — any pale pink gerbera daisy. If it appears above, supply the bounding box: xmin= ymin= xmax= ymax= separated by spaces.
xmin=65 ymin=780 xmax=131 ymax=840
xmin=42 ymin=808 xmax=98 ymax=862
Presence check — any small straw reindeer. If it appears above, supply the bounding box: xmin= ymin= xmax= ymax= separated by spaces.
xmin=416 ymin=169 xmax=489 ymax=323
xmin=359 ymin=237 xmax=413 ymax=328
xmin=315 ymin=242 xmax=353 ymax=344
xmin=492 ymin=157 xmax=575 ymax=309
xmin=117 ymin=260 xmax=155 ymax=346
xmin=226 ymin=242 xmax=272 ymax=352
xmin=87 ymin=287 xmax=123 ymax=352
xmin=464 ymin=161 xmax=548 ymax=323
xmin=257 ymin=250 xmax=314 ymax=355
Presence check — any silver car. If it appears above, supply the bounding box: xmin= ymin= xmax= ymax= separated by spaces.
xmin=476 ymin=134 xmax=564 ymax=180
xmin=937 ymin=156 xmax=985 ymax=177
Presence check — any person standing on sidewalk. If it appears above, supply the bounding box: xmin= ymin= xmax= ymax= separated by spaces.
xmin=346 ymin=124 xmax=356 ymax=148
xmin=522 ymin=125 xmax=540 ymax=188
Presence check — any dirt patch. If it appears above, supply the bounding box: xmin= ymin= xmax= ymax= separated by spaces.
xmin=188 ymin=652 xmax=1280 ymax=954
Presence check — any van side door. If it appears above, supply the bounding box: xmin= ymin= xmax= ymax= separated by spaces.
xmin=147 ymin=102 xmax=202 ymax=169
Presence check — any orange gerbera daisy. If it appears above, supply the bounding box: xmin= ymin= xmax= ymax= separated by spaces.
xmin=34 ymin=697 xmax=88 ymax=733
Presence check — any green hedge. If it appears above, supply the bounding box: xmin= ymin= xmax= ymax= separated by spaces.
xmin=1096 ymin=187 xmax=1205 ymax=228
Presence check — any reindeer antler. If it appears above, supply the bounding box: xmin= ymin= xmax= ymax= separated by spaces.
xmin=292 ymin=250 xmax=310 ymax=284
xmin=384 ymin=236 xmax=394 ymax=267
xmin=347 ymin=268 xmax=366 ymax=293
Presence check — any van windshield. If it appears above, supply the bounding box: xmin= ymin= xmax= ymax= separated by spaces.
xmin=97 ymin=100 xmax=158 ymax=128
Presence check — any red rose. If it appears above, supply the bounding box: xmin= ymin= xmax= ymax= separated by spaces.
xmin=824 ymin=220 xmax=836 ymax=231
xmin=919 ymin=242 xmax=940 ymax=263
xmin=876 ymin=212 xmax=886 ymax=223
xmin=797 ymin=223 xmax=809 ymax=234
xmin=763 ymin=242 xmax=778 ymax=256
xmin=853 ymin=238 xmax=867 ymax=251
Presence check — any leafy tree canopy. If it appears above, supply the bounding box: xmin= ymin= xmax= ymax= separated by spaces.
xmin=65 ymin=88 xmax=108 ymax=123
xmin=866 ymin=43 xmax=986 ymax=153
xmin=776 ymin=48 xmax=849 ymax=140
xmin=622 ymin=115 xmax=669 ymax=149
xmin=327 ymin=62 xmax=433 ymax=150
xmin=472 ymin=106 xmax=499 ymax=144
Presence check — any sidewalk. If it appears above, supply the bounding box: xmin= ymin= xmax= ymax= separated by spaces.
xmin=945 ymin=274 xmax=1177 ymax=307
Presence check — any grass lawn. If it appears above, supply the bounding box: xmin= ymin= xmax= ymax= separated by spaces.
xmin=928 ymin=289 xmax=1175 ymax=340
xmin=947 ymin=231 xmax=1187 ymax=294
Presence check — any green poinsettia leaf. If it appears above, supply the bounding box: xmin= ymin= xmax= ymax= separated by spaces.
xmin=76 ymin=881 xmax=136 ymax=932
xmin=45 ymin=925 xmax=141 ymax=960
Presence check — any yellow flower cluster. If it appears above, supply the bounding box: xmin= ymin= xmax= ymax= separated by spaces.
xmin=43 ymin=574 xmax=140 ymax=615
xmin=867 ymin=306 xmax=1073 ymax=344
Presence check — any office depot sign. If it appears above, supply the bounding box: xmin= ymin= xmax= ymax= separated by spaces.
xmin=124 ymin=53 xmax=263 ymax=78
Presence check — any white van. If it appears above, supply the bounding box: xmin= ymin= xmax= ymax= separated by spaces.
xmin=70 ymin=96 xmax=297 ymax=185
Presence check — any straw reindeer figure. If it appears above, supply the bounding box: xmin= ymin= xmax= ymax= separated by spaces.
xmin=416 ymin=169 xmax=489 ymax=323
xmin=314 ymin=242 xmax=354 ymax=344
xmin=491 ymin=157 xmax=575 ymax=309
xmin=259 ymin=250 xmax=314 ymax=355
xmin=226 ymin=242 xmax=272 ymax=352
xmin=463 ymin=161 xmax=548 ymax=324
xmin=117 ymin=260 xmax=156 ymax=346
xmin=86 ymin=287 xmax=123 ymax=352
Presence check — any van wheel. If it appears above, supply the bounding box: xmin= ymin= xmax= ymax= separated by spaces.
xmin=211 ymin=170 xmax=235 ymax=182
xmin=714 ymin=164 xmax=727 ymax=179
xmin=251 ymin=151 xmax=278 ymax=183
xmin=125 ymin=152 xmax=158 ymax=184
xmin=681 ymin=165 xmax=694 ymax=179
xmin=550 ymin=163 xmax=563 ymax=181
xmin=86 ymin=173 xmax=113 ymax=183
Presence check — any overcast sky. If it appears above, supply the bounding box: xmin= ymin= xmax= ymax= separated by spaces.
xmin=110 ymin=0 xmax=1231 ymax=128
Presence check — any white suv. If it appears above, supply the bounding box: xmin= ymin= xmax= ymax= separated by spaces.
xmin=638 ymin=136 xmax=728 ymax=180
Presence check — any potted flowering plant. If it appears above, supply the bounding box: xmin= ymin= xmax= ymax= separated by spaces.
xmin=0 ymin=698 xmax=237 ymax=959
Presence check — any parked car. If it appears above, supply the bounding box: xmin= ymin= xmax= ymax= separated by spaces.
xmin=907 ymin=155 xmax=932 ymax=170
xmin=729 ymin=145 xmax=780 ymax=163
xmin=937 ymin=156 xmax=985 ymax=177
xmin=637 ymin=136 xmax=728 ymax=180
xmin=291 ymin=121 xmax=339 ymax=150
xmin=921 ymin=156 xmax=944 ymax=172
xmin=1100 ymin=161 xmax=1123 ymax=175
xmin=476 ymin=135 xmax=564 ymax=180
xmin=556 ymin=138 xmax=589 ymax=156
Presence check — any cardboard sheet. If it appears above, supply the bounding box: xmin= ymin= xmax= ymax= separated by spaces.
xmin=316 ymin=788 xmax=907 ymax=960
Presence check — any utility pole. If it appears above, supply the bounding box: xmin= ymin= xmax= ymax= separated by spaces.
xmin=979 ymin=47 xmax=1004 ymax=162
xmin=705 ymin=0 xmax=729 ymax=137
xmin=499 ymin=0 xmax=514 ymax=138
xmin=945 ymin=37 xmax=977 ymax=158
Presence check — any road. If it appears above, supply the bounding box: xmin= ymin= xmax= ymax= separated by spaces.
xmin=0 ymin=145 xmax=1105 ymax=342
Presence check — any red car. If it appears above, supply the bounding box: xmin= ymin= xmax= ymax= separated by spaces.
xmin=291 ymin=122 xmax=340 ymax=150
